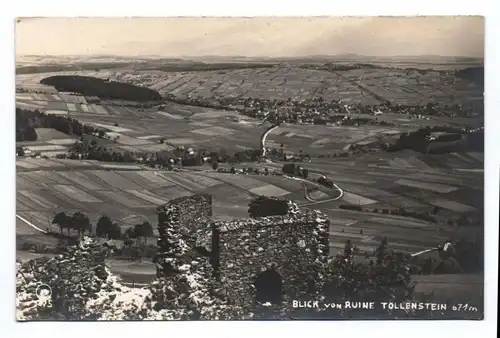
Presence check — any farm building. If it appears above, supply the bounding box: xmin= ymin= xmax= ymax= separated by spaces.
xmin=155 ymin=193 xmax=330 ymax=307
xmin=98 ymin=239 xmax=125 ymax=250
xmin=281 ymin=163 xmax=305 ymax=176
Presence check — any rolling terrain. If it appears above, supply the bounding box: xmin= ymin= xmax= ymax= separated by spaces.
xmin=16 ymin=64 xmax=483 ymax=107
xmin=15 ymin=60 xmax=484 ymax=285
xmin=14 ymin=91 xmax=481 ymax=159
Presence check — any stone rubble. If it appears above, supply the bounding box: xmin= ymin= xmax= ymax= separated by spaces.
xmin=16 ymin=236 xmax=247 ymax=320
xmin=16 ymin=237 xmax=112 ymax=320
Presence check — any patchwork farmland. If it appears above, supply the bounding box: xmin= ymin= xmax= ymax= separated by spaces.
xmin=16 ymin=158 xmax=312 ymax=230
xmin=15 ymin=65 xmax=483 ymax=107
xmin=16 ymin=64 xmax=484 ymax=260
xmin=15 ymin=63 xmax=484 ymax=164
xmin=16 ymin=93 xmax=473 ymax=159
xmin=16 ymin=64 xmax=484 ymax=259
xmin=16 ymin=141 xmax=483 ymax=258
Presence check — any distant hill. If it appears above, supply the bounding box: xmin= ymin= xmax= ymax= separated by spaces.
xmin=181 ymin=54 xmax=484 ymax=64
xmin=456 ymin=66 xmax=484 ymax=86
xmin=16 ymin=62 xmax=140 ymax=75
xmin=17 ymin=54 xmax=484 ymax=74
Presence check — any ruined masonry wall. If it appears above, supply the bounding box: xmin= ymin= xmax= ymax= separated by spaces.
xmin=155 ymin=193 xmax=330 ymax=308
xmin=155 ymin=194 xmax=212 ymax=276
xmin=157 ymin=194 xmax=212 ymax=240
xmin=216 ymin=212 xmax=330 ymax=308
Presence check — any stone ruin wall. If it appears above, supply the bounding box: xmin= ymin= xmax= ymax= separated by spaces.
xmin=17 ymin=237 xmax=111 ymax=319
xmin=155 ymin=194 xmax=213 ymax=276
xmin=155 ymin=193 xmax=330 ymax=308
xmin=157 ymin=193 xmax=212 ymax=243
xmin=214 ymin=213 xmax=330 ymax=308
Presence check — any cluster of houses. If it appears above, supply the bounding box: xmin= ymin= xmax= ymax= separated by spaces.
xmin=167 ymin=92 xmax=481 ymax=127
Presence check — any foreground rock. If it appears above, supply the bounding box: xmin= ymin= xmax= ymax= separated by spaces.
xmin=16 ymin=236 xmax=245 ymax=320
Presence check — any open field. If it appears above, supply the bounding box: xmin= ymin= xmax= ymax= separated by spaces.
xmin=15 ymin=65 xmax=483 ymax=107
xmin=34 ymin=128 xmax=74 ymax=141
xmin=17 ymin=98 xmax=476 ymax=158
xmin=16 ymin=146 xmax=483 ymax=259
xmin=16 ymin=64 xmax=483 ymax=160
xmin=16 ymin=159 xmax=314 ymax=233
xmin=341 ymin=191 xmax=378 ymax=205
xmin=243 ymin=149 xmax=483 ymax=223
xmin=319 ymin=207 xmax=479 ymax=256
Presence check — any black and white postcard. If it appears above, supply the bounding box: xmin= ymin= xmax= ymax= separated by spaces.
xmin=14 ymin=16 xmax=487 ymax=321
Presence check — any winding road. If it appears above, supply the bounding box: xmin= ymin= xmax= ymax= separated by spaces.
xmin=16 ymin=214 xmax=48 ymax=234
xmin=258 ymin=122 xmax=344 ymax=203
xmin=259 ymin=123 xmax=280 ymax=158
xmin=283 ymin=174 xmax=344 ymax=205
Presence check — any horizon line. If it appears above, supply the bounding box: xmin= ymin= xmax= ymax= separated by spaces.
xmin=16 ymin=53 xmax=485 ymax=59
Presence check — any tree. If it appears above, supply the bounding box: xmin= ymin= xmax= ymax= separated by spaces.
xmin=71 ymin=212 xmax=92 ymax=237
xmin=124 ymin=238 xmax=134 ymax=248
xmin=96 ymin=216 xmax=113 ymax=238
xmin=133 ymin=223 xmax=144 ymax=244
xmin=125 ymin=227 xmax=137 ymax=239
xmin=108 ymin=223 xmax=122 ymax=240
xmin=40 ymin=75 xmax=162 ymax=102
xmin=140 ymin=221 xmax=154 ymax=244
xmin=124 ymin=227 xmax=139 ymax=247
xmin=123 ymin=151 xmax=135 ymax=163
xmin=52 ymin=212 xmax=71 ymax=235
xmin=133 ymin=221 xmax=154 ymax=245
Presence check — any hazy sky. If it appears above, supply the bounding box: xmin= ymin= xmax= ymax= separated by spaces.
xmin=15 ymin=17 xmax=484 ymax=58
